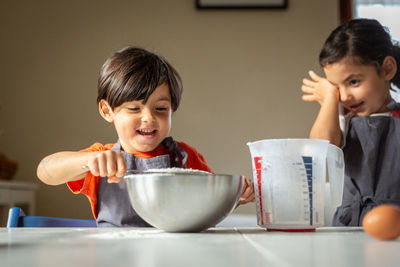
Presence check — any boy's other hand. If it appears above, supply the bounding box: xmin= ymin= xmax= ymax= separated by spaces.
xmin=301 ymin=70 xmax=339 ymax=105
xmin=86 ymin=151 xmax=127 ymax=183
xmin=238 ymin=177 xmax=255 ymax=206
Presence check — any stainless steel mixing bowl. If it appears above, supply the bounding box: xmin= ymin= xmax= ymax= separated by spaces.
xmin=124 ymin=172 xmax=243 ymax=232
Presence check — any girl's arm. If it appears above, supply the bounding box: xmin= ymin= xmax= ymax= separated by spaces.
xmin=302 ymin=71 xmax=343 ymax=147
xmin=37 ymin=150 xmax=126 ymax=185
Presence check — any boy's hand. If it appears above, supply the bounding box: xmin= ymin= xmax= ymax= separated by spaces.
xmin=302 ymin=70 xmax=339 ymax=105
xmin=238 ymin=177 xmax=255 ymax=206
xmin=86 ymin=151 xmax=126 ymax=183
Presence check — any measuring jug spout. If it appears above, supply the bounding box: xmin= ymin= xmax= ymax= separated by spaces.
xmin=324 ymin=144 xmax=345 ymax=226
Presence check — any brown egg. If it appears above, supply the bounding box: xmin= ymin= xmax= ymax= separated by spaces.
xmin=362 ymin=204 xmax=400 ymax=240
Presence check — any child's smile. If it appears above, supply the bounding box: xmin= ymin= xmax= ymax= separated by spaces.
xmin=137 ymin=128 xmax=157 ymax=137
xmin=135 ymin=127 xmax=161 ymax=146
xmin=349 ymin=102 xmax=364 ymax=112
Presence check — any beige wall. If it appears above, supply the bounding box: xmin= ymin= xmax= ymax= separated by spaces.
xmin=0 ymin=0 xmax=338 ymax=218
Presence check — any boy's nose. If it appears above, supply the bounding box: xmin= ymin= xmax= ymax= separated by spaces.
xmin=141 ymin=109 xmax=155 ymax=122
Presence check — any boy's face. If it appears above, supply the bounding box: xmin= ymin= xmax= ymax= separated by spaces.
xmin=100 ymin=83 xmax=172 ymax=154
xmin=323 ymin=58 xmax=394 ymax=116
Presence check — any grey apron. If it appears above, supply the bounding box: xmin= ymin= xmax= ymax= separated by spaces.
xmin=333 ymin=102 xmax=400 ymax=226
xmin=96 ymin=136 xmax=187 ymax=227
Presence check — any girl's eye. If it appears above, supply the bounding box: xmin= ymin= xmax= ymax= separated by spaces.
xmin=128 ymin=107 xmax=140 ymax=112
xmin=349 ymin=80 xmax=360 ymax=86
xmin=156 ymin=107 xmax=168 ymax=112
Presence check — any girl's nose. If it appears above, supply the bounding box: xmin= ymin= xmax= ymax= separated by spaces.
xmin=339 ymin=88 xmax=352 ymax=103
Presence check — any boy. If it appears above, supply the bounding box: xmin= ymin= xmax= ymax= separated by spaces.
xmin=37 ymin=47 xmax=254 ymax=227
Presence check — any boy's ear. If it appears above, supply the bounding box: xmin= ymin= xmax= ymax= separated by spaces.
xmin=99 ymin=100 xmax=114 ymax=123
xmin=382 ymin=56 xmax=397 ymax=81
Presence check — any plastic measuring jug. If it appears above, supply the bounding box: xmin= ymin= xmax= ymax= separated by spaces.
xmin=247 ymin=139 xmax=344 ymax=231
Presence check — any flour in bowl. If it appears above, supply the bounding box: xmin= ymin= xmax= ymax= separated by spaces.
xmin=146 ymin=167 xmax=212 ymax=175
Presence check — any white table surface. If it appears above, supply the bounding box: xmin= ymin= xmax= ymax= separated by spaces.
xmin=1 ymin=227 xmax=399 ymax=267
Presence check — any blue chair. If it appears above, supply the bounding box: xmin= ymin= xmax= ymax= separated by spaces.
xmin=7 ymin=207 xmax=97 ymax=228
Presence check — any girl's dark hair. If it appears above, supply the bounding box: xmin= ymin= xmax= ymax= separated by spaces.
xmin=97 ymin=47 xmax=182 ymax=111
xmin=319 ymin=19 xmax=400 ymax=88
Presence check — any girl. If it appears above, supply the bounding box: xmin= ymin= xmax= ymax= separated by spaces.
xmin=37 ymin=47 xmax=254 ymax=227
xmin=301 ymin=19 xmax=400 ymax=226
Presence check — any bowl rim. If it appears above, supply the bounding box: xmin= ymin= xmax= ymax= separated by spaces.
xmin=123 ymin=172 xmax=243 ymax=178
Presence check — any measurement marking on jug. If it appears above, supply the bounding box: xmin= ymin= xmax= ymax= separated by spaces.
xmin=254 ymin=156 xmax=264 ymax=225
xmin=302 ymin=156 xmax=313 ymax=226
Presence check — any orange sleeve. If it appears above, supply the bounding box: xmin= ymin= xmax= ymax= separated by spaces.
xmin=177 ymin=142 xmax=214 ymax=174
xmin=66 ymin=143 xmax=115 ymax=219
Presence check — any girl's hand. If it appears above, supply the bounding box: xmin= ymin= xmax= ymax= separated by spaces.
xmin=302 ymin=70 xmax=339 ymax=105
xmin=86 ymin=151 xmax=127 ymax=183
xmin=237 ymin=177 xmax=255 ymax=206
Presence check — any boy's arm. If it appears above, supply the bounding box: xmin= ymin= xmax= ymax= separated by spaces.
xmin=238 ymin=177 xmax=255 ymax=206
xmin=37 ymin=151 xmax=97 ymax=185
xmin=302 ymin=71 xmax=343 ymax=147
xmin=37 ymin=150 xmax=126 ymax=185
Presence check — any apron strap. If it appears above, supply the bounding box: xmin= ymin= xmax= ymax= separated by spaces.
xmin=162 ymin=137 xmax=188 ymax=168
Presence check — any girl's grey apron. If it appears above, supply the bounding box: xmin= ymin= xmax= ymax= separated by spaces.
xmin=96 ymin=137 xmax=187 ymax=227
xmin=333 ymin=102 xmax=400 ymax=226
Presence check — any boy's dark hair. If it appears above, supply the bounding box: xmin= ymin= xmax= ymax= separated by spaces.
xmin=319 ymin=18 xmax=400 ymax=88
xmin=97 ymin=47 xmax=183 ymax=111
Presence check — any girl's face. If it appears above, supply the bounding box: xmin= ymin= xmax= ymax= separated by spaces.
xmin=324 ymin=58 xmax=393 ymax=116
xmin=101 ymin=83 xmax=172 ymax=154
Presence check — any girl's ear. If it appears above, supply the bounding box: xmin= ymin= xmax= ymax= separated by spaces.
xmin=99 ymin=100 xmax=114 ymax=123
xmin=382 ymin=56 xmax=397 ymax=81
